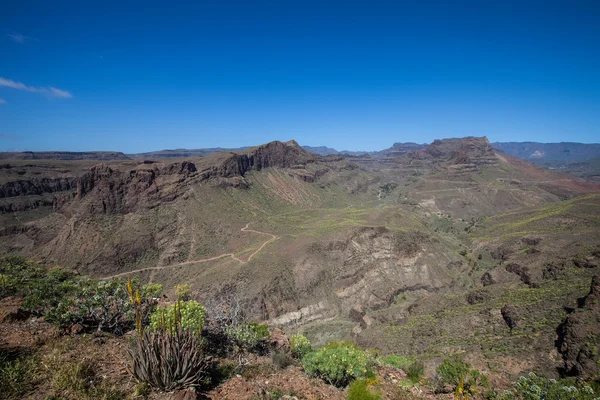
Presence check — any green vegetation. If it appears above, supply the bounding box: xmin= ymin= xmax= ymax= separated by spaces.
xmin=380 ymin=354 xmax=416 ymax=369
xmin=489 ymin=373 xmax=597 ymax=400
xmin=175 ymin=283 xmax=192 ymax=300
xmin=0 ymin=351 xmax=37 ymax=399
xmin=405 ymin=361 xmax=425 ymax=384
xmin=228 ymin=322 xmax=270 ymax=354
xmin=140 ymin=283 xmax=163 ymax=298
xmin=302 ymin=341 xmax=375 ymax=387
xmin=290 ymin=333 xmax=312 ymax=359
xmin=437 ymin=357 xmax=489 ymax=400
xmin=42 ymin=348 xmax=125 ymax=400
xmin=347 ymin=378 xmax=381 ymax=400
xmin=0 ymin=257 xmax=157 ymax=335
xmin=129 ymin=328 xmax=210 ymax=391
xmin=0 ymin=257 xmax=78 ymax=315
xmin=150 ymin=300 xmax=206 ymax=335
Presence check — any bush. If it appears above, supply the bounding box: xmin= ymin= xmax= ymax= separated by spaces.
xmin=302 ymin=341 xmax=375 ymax=387
xmin=128 ymin=328 xmax=210 ymax=391
xmin=228 ymin=322 xmax=270 ymax=354
xmin=0 ymin=258 xmax=155 ymax=336
xmin=290 ymin=334 xmax=312 ymax=359
xmin=46 ymin=278 xmax=138 ymax=335
xmin=176 ymin=284 xmax=192 ymax=301
xmin=510 ymin=372 xmax=596 ymax=400
xmin=141 ymin=283 xmax=163 ymax=299
xmin=437 ymin=357 xmax=488 ymax=399
xmin=406 ymin=361 xmax=425 ymax=384
xmin=347 ymin=378 xmax=381 ymax=400
xmin=0 ymin=257 xmax=78 ymax=315
xmin=150 ymin=300 xmax=206 ymax=335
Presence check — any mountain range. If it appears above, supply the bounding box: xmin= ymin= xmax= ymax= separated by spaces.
xmin=1 ymin=136 xmax=599 ymax=386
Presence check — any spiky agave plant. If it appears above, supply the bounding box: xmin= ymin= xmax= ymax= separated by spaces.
xmin=128 ymin=328 xmax=209 ymax=391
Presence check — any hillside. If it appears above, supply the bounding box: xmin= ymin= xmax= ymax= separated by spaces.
xmin=1 ymin=136 xmax=599 ymax=394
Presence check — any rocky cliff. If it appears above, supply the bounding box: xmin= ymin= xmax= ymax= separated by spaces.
xmin=556 ymin=276 xmax=600 ymax=378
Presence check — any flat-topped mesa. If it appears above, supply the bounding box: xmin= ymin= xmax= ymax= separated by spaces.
xmin=215 ymin=140 xmax=316 ymax=178
xmin=410 ymin=136 xmax=499 ymax=166
xmin=382 ymin=142 xmax=426 ymax=158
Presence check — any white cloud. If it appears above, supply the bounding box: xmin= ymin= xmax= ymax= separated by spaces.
xmin=8 ymin=33 xmax=26 ymax=43
xmin=0 ymin=77 xmax=72 ymax=98
xmin=0 ymin=98 xmax=6 ymax=104
xmin=7 ymin=33 xmax=38 ymax=44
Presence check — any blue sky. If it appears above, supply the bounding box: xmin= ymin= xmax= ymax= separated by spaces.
xmin=1 ymin=0 xmax=599 ymax=152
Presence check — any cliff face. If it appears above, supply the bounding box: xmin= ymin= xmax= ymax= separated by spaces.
xmin=212 ymin=140 xmax=316 ymax=178
xmin=61 ymin=161 xmax=198 ymax=214
xmin=0 ymin=177 xmax=77 ymax=198
xmin=52 ymin=141 xmax=317 ymax=215
xmin=556 ymin=276 xmax=600 ymax=378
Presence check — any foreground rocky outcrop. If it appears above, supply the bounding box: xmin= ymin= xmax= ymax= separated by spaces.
xmin=556 ymin=275 xmax=600 ymax=378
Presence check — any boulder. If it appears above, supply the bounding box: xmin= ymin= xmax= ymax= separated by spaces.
xmin=0 ymin=296 xmax=30 ymax=323
xmin=349 ymin=304 xmax=366 ymax=323
xmin=501 ymin=304 xmax=521 ymax=330
xmin=269 ymin=328 xmax=290 ymax=352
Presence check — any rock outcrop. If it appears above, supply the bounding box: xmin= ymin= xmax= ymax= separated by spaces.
xmin=63 ymin=162 xmax=198 ymax=214
xmin=208 ymin=140 xmax=316 ymax=179
xmin=556 ymin=276 xmax=600 ymax=378
xmin=0 ymin=177 xmax=77 ymax=198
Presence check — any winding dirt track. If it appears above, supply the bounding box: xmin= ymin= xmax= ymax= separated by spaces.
xmin=101 ymin=223 xmax=277 ymax=279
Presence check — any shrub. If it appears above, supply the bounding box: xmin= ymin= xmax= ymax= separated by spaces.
xmin=228 ymin=322 xmax=270 ymax=354
xmin=510 ymin=372 xmax=596 ymax=400
xmin=290 ymin=334 xmax=312 ymax=359
xmin=150 ymin=300 xmax=206 ymax=335
xmin=176 ymin=284 xmax=192 ymax=301
xmin=347 ymin=378 xmax=381 ymax=400
xmin=0 ymin=258 xmax=156 ymax=336
xmin=128 ymin=328 xmax=210 ymax=391
xmin=302 ymin=341 xmax=375 ymax=387
xmin=46 ymin=278 xmax=138 ymax=334
xmin=141 ymin=283 xmax=163 ymax=299
xmin=0 ymin=257 xmax=78 ymax=315
xmin=406 ymin=361 xmax=425 ymax=384
xmin=437 ymin=357 xmax=488 ymax=399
